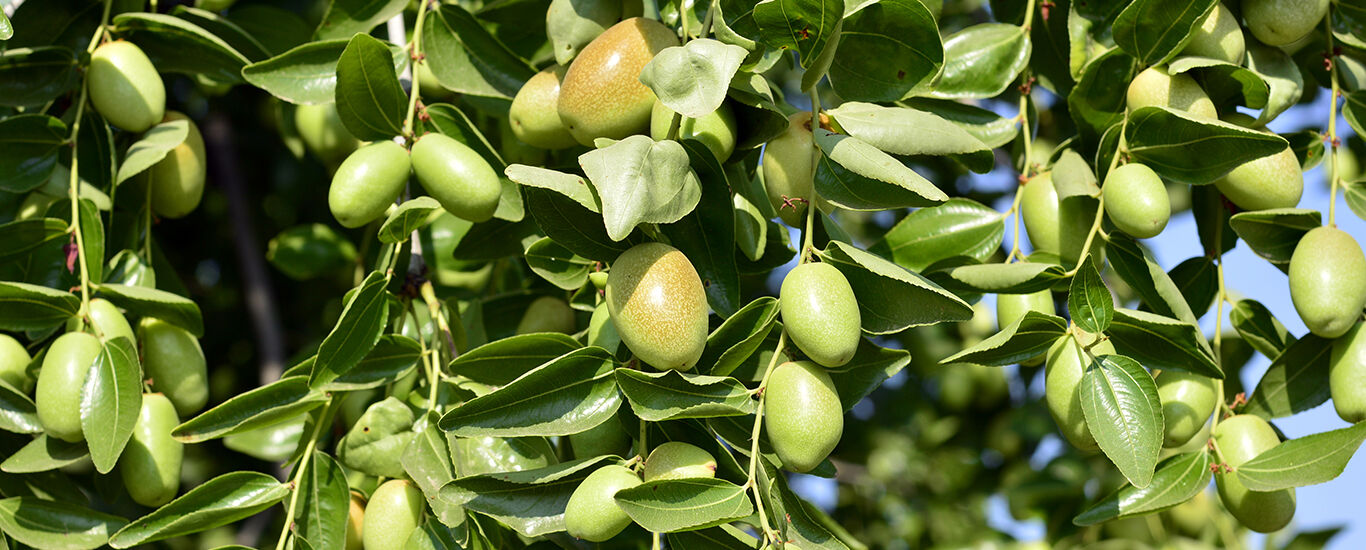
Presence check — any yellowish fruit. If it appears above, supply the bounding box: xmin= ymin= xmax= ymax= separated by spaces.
xmin=649 ymin=99 xmax=738 ymax=163
xmin=558 ymin=18 xmax=678 ymax=145
xmin=564 ymin=465 xmax=641 ymax=542
xmin=780 ymin=262 xmax=861 ymax=367
xmin=1214 ymin=143 xmax=1303 ymax=211
xmin=1102 ymin=163 xmax=1170 ymax=239
xmin=1242 ymin=0 xmax=1327 ymax=46
xmin=1181 ymin=2 xmax=1245 ymax=63
xmin=118 ymin=393 xmax=183 ymax=507
xmin=35 ymin=332 xmax=102 ymax=442
xmin=515 ymin=296 xmax=577 ymax=335
xmin=1330 ymin=322 xmax=1366 ymax=423
xmin=329 ymin=141 xmax=411 ymax=228
xmin=510 ymin=66 xmax=579 ymax=150
xmin=1021 ymin=172 xmax=1061 ymax=254
xmin=765 ymin=361 xmax=843 ymax=473
xmin=410 ymin=133 xmax=501 ymax=223
xmin=361 ymin=480 xmax=424 ymax=550
xmin=145 ymin=112 xmax=207 ymax=219
xmin=605 ymin=243 xmax=709 ymax=370
xmin=0 ymin=334 xmax=33 ymax=393
xmin=295 ymin=102 xmax=360 ymax=166
xmin=643 ymin=441 xmax=717 ymax=481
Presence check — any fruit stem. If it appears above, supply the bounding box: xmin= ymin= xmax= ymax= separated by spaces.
xmin=67 ymin=84 xmax=94 ymax=326
xmin=698 ymin=0 xmax=718 ymax=38
xmin=802 ymin=87 xmax=822 ymax=258
xmin=402 ymin=0 xmax=434 ymax=140
xmin=421 ymin=280 xmax=460 ymax=360
xmin=1017 ymin=79 xmax=1035 ymax=178
xmin=1326 ymin=14 xmax=1341 ymax=227
xmin=87 ymin=0 xmax=112 ymax=54
xmin=744 ymin=330 xmax=789 ymax=545
xmin=1021 ymin=0 xmax=1038 ymax=30
xmin=1064 ymin=119 xmax=1125 ymax=277
xmin=652 ymin=532 xmax=663 ymax=550
xmin=274 ymin=395 xmax=339 ymax=550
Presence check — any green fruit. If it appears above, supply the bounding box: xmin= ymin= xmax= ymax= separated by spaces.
xmin=605 ymin=243 xmax=708 ymax=370
xmin=558 ymin=18 xmax=678 ymax=145
xmin=88 ymin=41 xmax=165 ymax=132
xmin=780 ymin=262 xmax=861 ymax=367
xmin=586 ymin=304 xmax=621 ymax=355
xmin=1059 ymin=194 xmax=1104 ymax=268
xmin=765 ymin=361 xmax=843 ymax=473
xmin=146 ymin=111 xmax=206 ymax=218
xmin=1102 ymin=163 xmax=1170 ymax=239
xmin=1126 ymin=66 xmax=1218 ymax=119
xmin=139 ymin=318 xmax=209 ymax=416
xmin=568 ymin=416 xmax=631 ymax=459
xmin=1214 ymin=143 xmax=1303 ymax=211
xmin=118 ymin=393 xmax=183 ymax=507
xmin=410 ymin=133 xmax=501 ymax=223
xmin=1330 ymin=322 xmax=1366 ymax=422
xmin=649 ymin=99 xmax=738 ymax=163
xmin=643 ymin=441 xmax=716 ymax=481
xmin=1288 ymin=227 xmax=1366 ymax=338
xmin=515 ymin=296 xmax=577 ymax=335
xmin=1044 ymin=333 xmax=1116 ymax=452
xmin=329 ymin=141 xmax=410 ymax=228
xmin=1154 ymin=370 xmax=1218 ymax=448
xmin=1167 ymin=490 xmax=1213 ymax=538
xmin=509 ymin=66 xmax=579 ymax=149
xmin=1214 ymin=414 xmax=1296 ymax=532
xmin=1242 ymin=0 xmax=1327 ymax=46
xmin=346 ymin=495 xmax=365 ymax=550
xmin=71 ymin=298 xmax=136 ymax=343
xmin=1021 ymin=172 xmax=1061 ymax=254
xmin=35 ymin=332 xmax=102 ymax=442
xmin=17 ymin=192 xmax=57 ymax=221
xmin=295 ymin=102 xmax=359 ymax=166
xmin=1181 ymin=2 xmax=1245 ymax=63
xmin=996 ymin=291 xmax=1053 ymax=330
xmin=762 ymin=112 xmax=817 ymax=227
xmin=0 ymin=334 xmax=34 ymax=393
xmin=361 ymin=480 xmax=425 ymax=550
xmin=564 ymin=465 xmax=642 ymax=542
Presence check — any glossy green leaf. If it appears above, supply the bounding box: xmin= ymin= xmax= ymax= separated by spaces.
xmin=439 ymin=456 xmax=616 ymax=537
xmin=901 ymin=97 xmax=1019 ymax=149
xmin=870 ymin=199 xmax=1004 ymax=272
xmin=828 ymin=0 xmax=942 ymax=102
xmin=818 ymin=241 xmax=973 ymax=333
xmin=80 ymin=337 xmax=142 ymax=474
xmin=0 ymin=218 xmax=68 ymax=269
xmin=1230 ymin=299 xmax=1296 ymax=359
xmin=1069 ymin=256 xmax=1113 ymax=333
xmin=1081 ymin=354 xmax=1164 ymax=487
xmin=615 ymin=369 xmax=756 ymax=421
xmin=439 ymin=347 xmax=620 ymax=437
xmin=830 ymin=338 xmax=912 ymax=411
xmin=266 ymin=224 xmax=359 ymax=281
xmin=667 ymin=524 xmax=762 ymax=549
xmin=402 ymin=424 xmax=465 ymax=527
xmin=172 ymin=376 xmax=328 ymax=443
xmin=524 ymin=237 xmax=594 ymax=291
xmin=1229 ymin=208 xmax=1321 ymax=268
xmin=242 ymin=38 xmax=407 ymax=105
xmin=615 ymin=478 xmax=754 ymax=533
xmin=662 ymin=140 xmax=741 ymax=317
xmin=1243 ymin=334 xmax=1332 ymax=419
xmin=827 ymin=103 xmax=993 ymax=171
xmin=1167 ymin=57 xmax=1269 ymax=112
xmin=111 ymin=13 xmax=250 ymax=83
xmin=446 ymin=332 xmax=583 ymax=386
xmin=1066 ymin=47 xmax=1138 ymax=145
xmin=314 ymin=0 xmax=406 ymax=40
xmin=309 ymin=270 xmax=391 ymax=388
xmin=378 ymin=197 xmax=442 ymax=244
xmin=812 ymin=129 xmax=949 ymax=211
xmin=0 ymin=115 xmax=66 ymax=193
xmin=1235 ymin=422 xmax=1366 ymax=491
xmin=1345 ymin=179 xmax=1366 ymax=223
xmin=339 ymin=397 xmax=415 ymax=478
xmin=0 ymin=281 xmax=78 ymax=331
xmin=940 ymin=311 xmax=1067 ymax=367
xmin=114 ymin=119 xmax=189 ymax=186
xmin=67 ymin=199 xmax=103 ymax=285
xmin=334 ymin=33 xmax=406 ymax=140
xmin=1112 ymin=0 xmax=1214 ymax=65
xmin=171 ymin=6 xmax=271 ymax=62
xmin=96 ymin=283 xmax=203 ymax=336
xmin=753 ymin=0 xmax=841 ymax=71
xmin=1247 ymin=43 xmax=1304 ymax=126
xmin=0 ymin=497 xmax=126 ymax=550
xmin=703 ymin=296 xmax=780 ymax=377
xmin=581 ymin=136 xmax=702 ymax=241
xmin=1052 ymin=149 xmax=1101 ymax=199
xmin=422 ymin=4 xmax=535 ymax=100
xmin=505 ymin=165 xmax=598 ymax=212
xmin=1104 ymin=234 xmax=1200 ymax=326
xmin=1107 ymin=308 xmax=1221 ymax=378
xmin=642 ymin=39 xmax=747 ymax=118
xmin=0 ymin=47 xmax=79 ymax=107
xmin=929 ymin=23 xmax=1031 ymax=99
xmin=294 ymin=453 xmax=349 ymax=550
xmin=109 ymin=472 xmax=290 ymax=548
xmin=934 ymin=262 xmax=1067 ymax=294
xmin=1168 ymin=256 xmax=1219 ymax=316
xmin=0 ymin=381 xmax=43 ymax=435
xmin=1074 ymin=450 xmax=1212 ymax=525
xmin=0 ymin=435 xmax=87 ymax=473
xmin=1124 ymin=106 xmax=1290 ymax=184
xmin=546 ymin=0 xmax=618 ymax=65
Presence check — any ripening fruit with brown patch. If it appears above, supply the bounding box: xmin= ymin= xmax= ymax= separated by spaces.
xmin=88 ymin=41 xmax=165 ymax=132
xmin=1044 ymin=332 xmax=1115 ymax=452
xmin=606 ymin=243 xmax=708 ymax=370
xmin=765 ymin=361 xmax=843 ymax=473
xmin=557 ymin=18 xmax=678 ymax=145
xmin=509 ymin=66 xmax=579 ymax=150
xmin=780 ymin=262 xmax=861 ymax=367
xmin=1215 ymin=414 xmax=1296 ymax=532
xmin=1288 ymin=227 xmax=1366 ymax=338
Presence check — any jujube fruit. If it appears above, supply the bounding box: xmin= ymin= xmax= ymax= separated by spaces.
xmin=568 ymin=416 xmax=632 ymax=459
xmin=1330 ymin=322 xmax=1366 ymax=423
xmin=1044 ymin=332 xmax=1115 ymax=452
xmin=88 ymin=41 xmax=165 ymax=132
xmin=1126 ymin=66 xmax=1218 ymax=119
xmin=361 ymin=480 xmax=425 ymax=550
xmin=605 ymin=243 xmax=708 ymax=371
xmin=649 ymin=99 xmax=738 ymax=163
xmin=118 ymin=393 xmax=183 ymax=507
xmin=1214 ymin=414 xmax=1296 ymax=532
xmin=329 ymin=141 xmax=410 ymax=228
xmin=509 ymin=66 xmax=579 ymax=149
xmin=564 ymin=465 xmax=642 ymax=542
xmin=764 ymin=361 xmax=843 ymax=473
xmin=1242 ymin=0 xmax=1327 ymax=46
xmin=0 ymin=334 xmax=34 ymax=393
xmin=346 ymin=495 xmax=365 ymax=550
xmin=1102 ymin=163 xmax=1170 ymax=239
xmin=69 ymin=298 xmax=135 ymax=343
xmin=295 ymin=102 xmax=359 ymax=167
xmin=762 ymin=112 xmax=817 ymax=227
xmin=996 ymin=291 xmax=1053 ymax=330
xmin=1214 ymin=140 xmax=1302 ymax=211
xmin=146 ymin=111 xmax=207 ymax=219
xmin=1288 ymin=227 xmax=1366 ymax=338
xmin=780 ymin=262 xmax=861 ymax=367
xmin=410 ymin=133 xmax=501 ymax=223
xmin=1154 ymin=370 xmax=1218 ymax=448
xmin=557 ymin=17 xmax=678 ymax=145
xmin=35 ymin=332 xmax=102 ymax=442
xmin=1181 ymin=2 xmax=1245 ymax=64
xmin=1021 ymin=172 xmax=1061 ymax=255
xmin=643 ymin=441 xmax=716 ymax=481
xmin=515 ymin=296 xmax=577 ymax=335
xmin=139 ymin=317 xmax=209 ymax=416
xmin=1058 ymin=194 xmax=1104 ymax=268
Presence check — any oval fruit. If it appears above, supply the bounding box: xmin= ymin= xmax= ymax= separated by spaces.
xmin=75 ymin=298 xmax=136 ymax=343
xmin=780 ymin=262 xmax=861 ymax=367
xmin=762 ymin=112 xmax=817 ymax=227
xmin=765 ymin=361 xmax=843 ymax=473
xmin=1214 ymin=143 xmax=1303 ymax=211
xmin=509 ymin=66 xmax=579 ymax=149
xmin=564 ymin=465 xmax=642 ymax=542
xmin=1330 ymin=322 xmax=1366 ymax=422
xmin=295 ymin=102 xmax=359 ymax=166
xmin=88 ymin=41 xmax=165 ymax=132
xmin=139 ymin=318 xmax=209 ymax=416
xmin=996 ymin=290 xmax=1053 ymax=330
xmin=1021 ymin=172 xmax=1061 ymax=255
xmin=643 ymin=441 xmax=716 ymax=481
xmin=1181 ymin=2 xmax=1245 ymax=63
xmin=1154 ymin=370 xmax=1218 ymax=448
xmin=1103 ymin=163 xmax=1170 ymax=239
xmin=1126 ymin=66 xmax=1218 ymax=119
xmin=515 ymin=296 xmax=576 ymax=335
xmin=147 ymin=111 xmax=207 ymax=218
xmin=410 ymin=133 xmax=501 ymax=222
xmin=35 ymin=332 xmax=102 ymax=442
xmin=346 ymin=495 xmax=365 ymax=550
xmin=119 ymin=393 xmax=183 ymax=507
xmin=1288 ymin=227 xmax=1366 ymax=338
xmin=649 ymin=99 xmax=738 ymax=163
xmin=558 ymin=18 xmax=678 ymax=145
xmin=0 ymin=334 xmax=34 ymax=393
xmin=1214 ymin=414 xmax=1296 ymax=532
xmin=362 ymin=480 xmax=425 ymax=550
xmin=1044 ymin=333 xmax=1116 ymax=452
xmin=568 ymin=416 xmax=632 ymax=459
xmin=1242 ymin=0 xmax=1327 ymax=46
xmin=605 ymin=243 xmax=708 ymax=371
xmin=329 ymin=141 xmax=410 ymax=228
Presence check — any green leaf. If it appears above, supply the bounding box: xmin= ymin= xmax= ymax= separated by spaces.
xmin=615 ymin=369 xmax=756 ymax=421
xmin=0 ymin=435 xmax=87 ymax=473
xmin=1112 ymin=0 xmax=1215 ymax=65
xmin=68 ymin=199 xmax=103 ymax=286
xmin=0 ymin=115 xmax=66 ymax=193
xmin=446 ymin=332 xmax=583 ymax=386
xmin=96 ymin=283 xmax=204 ymax=337
xmin=439 ymin=347 xmax=620 ymax=437
xmin=109 ymin=472 xmax=290 ymax=548
xmin=439 ymin=456 xmax=617 ymax=537
xmin=662 ymin=140 xmax=742 ymax=317
xmin=1066 ymin=47 xmax=1138 ymax=145
xmin=339 ymin=397 xmax=415 ymax=478
xmin=1229 ymin=208 xmax=1321 ymax=269
xmin=1104 ymin=234 xmax=1200 ymax=326
xmin=114 ymin=119 xmax=190 ymax=186
xmin=313 ymin=0 xmax=407 ymax=40
xmin=80 ymin=337 xmax=142 ymax=474
xmin=827 ymin=0 xmax=941 ymax=102
xmin=869 ymin=199 xmax=1003 ymax=272
xmin=901 ymin=97 xmax=1019 ymax=149
xmin=294 ymin=453 xmax=349 ymax=550
xmin=940 ymin=311 xmax=1068 ymax=367
xmin=524 ymin=186 xmax=638 ymax=261
xmin=524 ymin=237 xmax=594 ymax=291
xmin=378 ymin=197 xmax=442 ymax=244
xmin=753 ymin=0 xmax=841 ymax=71
xmin=1167 ymin=57 xmax=1269 ymax=112
xmin=1052 ymin=149 xmax=1101 ymax=199
xmin=0 ymin=497 xmax=126 ymax=550
xmin=1081 ymin=354 xmax=1164 ymax=487
xmin=172 ymin=376 xmax=328 ymax=443
xmin=0 ymin=47 xmax=80 ymax=108
xmin=0 ymin=10 xmax=11 ymax=40
xmin=172 ymin=6 xmax=271 ymax=62
xmin=266 ymin=224 xmax=358 ymax=281
xmin=401 ymin=424 xmax=465 ymax=527
xmin=506 ymin=165 xmax=598 ymax=212
xmin=1230 ymin=299 xmax=1296 ymax=359
xmin=0 ymin=380 xmax=43 ymax=435
xmin=1073 ymin=450 xmax=1212 ymax=525
xmin=827 ymin=103 xmax=993 ymax=171
xmin=580 ymin=136 xmax=702 ymax=241
xmin=546 ymin=0 xmax=618 ymax=65
xmin=242 ymin=38 xmax=408 ymax=105
xmin=830 ymin=338 xmax=912 ymax=411
xmin=615 ymin=478 xmax=754 ymax=533
xmin=309 ymin=270 xmax=391 ymax=388
xmin=929 ymin=23 xmax=1031 ymax=99
xmin=1246 ymin=43 xmax=1304 ymax=126
xmin=111 ymin=13 xmax=250 ymax=84
xmin=1235 ymin=422 xmax=1366 ymax=491
xmin=1168 ymin=256 xmax=1219 ymax=316
xmin=1069 ymin=256 xmax=1113 ymax=333
xmin=933 ymin=262 xmax=1068 ymax=294
xmin=1346 ymin=179 xmax=1366 ymax=223
xmin=667 ymin=525 xmax=762 ymax=549
xmin=0 ymin=281 xmax=78 ymax=331
xmin=817 ymin=241 xmax=973 ymax=333
xmin=642 ymin=39 xmax=748 ymax=118
xmin=1124 ymin=106 xmax=1290 ymax=184
xmin=0 ymin=218 xmax=68 ymax=270
xmin=1107 ymin=308 xmax=1221 ymax=378
xmin=703 ymin=296 xmax=780 ymax=377
xmin=812 ymin=130 xmax=949 ymax=211
xmin=334 ymin=33 xmax=407 ymax=140
xmin=1243 ymin=334 xmax=1333 ymax=419
xmin=422 ymin=4 xmax=535 ymax=100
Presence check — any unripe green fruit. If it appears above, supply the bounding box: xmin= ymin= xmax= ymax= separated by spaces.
xmin=762 ymin=112 xmax=817 ymax=227
xmin=1044 ymin=333 xmax=1116 ymax=452
xmin=643 ymin=441 xmax=717 ymax=481
xmin=410 ymin=133 xmax=501 ymax=223
xmin=1181 ymin=2 xmax=1245 ymax=63
xmin=329 ymin=141 xmax=410 ymax=228
xmin=1154 ymin=370 xmax=1218 ymax=448
xmin=564 ymin=465 xmax=642 ymax=542
xmin=1102 ymin=163 xmax=1170 ymax=239
xmin=649 ymin=99 xmax=738 ymax=163
xmin=558 ymin=18 xmax=678 ymax=145
xmin=780 ymin=262 xmax=861 ymax=367
xmin=346 ymin=495 xmax=365 ymax=550
xmin=765 ymin=361 xmax=843 ymax=473
xmin=509 ymin=66 xmax=579 ymax=149
xmin=295 ymin=102 xmax=360 ymax=166
xmin=996 ymin=291 xmax=1053 ymax=330
xmin=1242 ymin=0 xmax=1327 ymax=46
xmin=1288 ymin=227 xmax=1366 ymax=338
xmin=1331 ymin=322 xmax=1366 ymax=423
xmin=35 ymin=332 xmax=102 ymax=442
xmin=515 ymin=296 xmax=576 ymax=335
xmin=0 ymin=334 xmax=34 ymax=393
xmin=606 ymin=243 xmax=708 ymax=371
xmin=1126 ymin=66 xmax=1218 ymax=119
xmin=1058 ymin=194 xmax=1104 ymax=268
xmin=69 ymin=298 xmax=136 ymax=343
xmin=88 ymin=41 xmax=165 ymax=132
xmin=146 ymin=111 xmax=206 ymax=218
xmin=586 ymin=304 xmax=621 ymax=355
xmin=17 ymin=192 xmax=58 ymax=221
xmin=568 ymin=416 xmax=631 ymax=459
xmin=1214 ymin=144 xmax=1303 ymax=211
xmin=1214 ymin=414 xmax=1296 ymax=532
xmin=362 ymin=480 xmax=424 ymax=550
xmin=1021 ymin=172 xmax=1061 ymax=254
xmin=139 ymin=318 xmax=209 ymax=416
xmin=1167 ymin=490 xmax=1213 ymax=538
xmin=119 ymin=393 xmax=183 ymax=507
